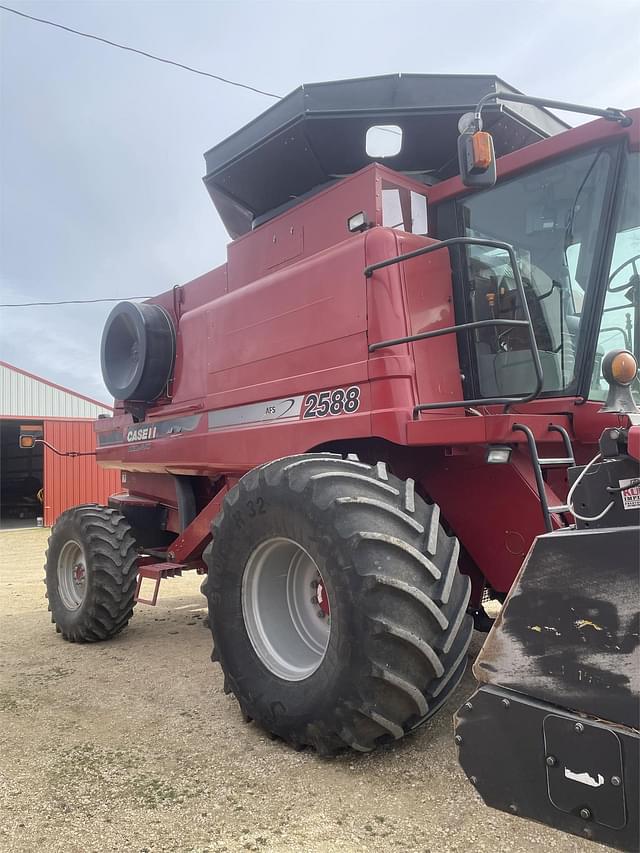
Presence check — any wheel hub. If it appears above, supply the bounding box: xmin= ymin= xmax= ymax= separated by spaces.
xmin=241 ymin=537 xmax=331 ymax=681
xmin=315 ymin=580 xmax=330 ymax=617
xmin=57 ymin=540 xmax=88 ymax=610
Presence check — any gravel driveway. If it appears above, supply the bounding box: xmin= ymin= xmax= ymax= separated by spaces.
xmin=0 ymin=528 xmax=607 ymax=853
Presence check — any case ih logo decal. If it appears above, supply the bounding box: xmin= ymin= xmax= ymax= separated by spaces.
xmin=96 ymin=414 xmax=202 ymax=447
xmin=127 ymin=425 xmax=158 ymax=442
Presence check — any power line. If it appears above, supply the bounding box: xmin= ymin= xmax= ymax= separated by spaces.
xmin=0 ymin=297 xmax=151 ymax=307
xmin=0 ymin=7 xmax=404 ymax=309
xmin=0 ymin=4 xmax=282 ymax=99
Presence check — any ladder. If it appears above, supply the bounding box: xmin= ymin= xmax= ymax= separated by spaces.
xmin=512 ymin=423 xmax=575 ymax=533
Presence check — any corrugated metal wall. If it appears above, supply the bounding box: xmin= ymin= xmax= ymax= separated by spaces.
xmin=0 ymin=363 xmax=112 ymax=419
xmin=43 ymin=420 xmax=120 ymax=526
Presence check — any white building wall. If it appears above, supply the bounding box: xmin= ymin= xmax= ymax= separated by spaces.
xmin=0 ymin=363 xmax=112 ymax=419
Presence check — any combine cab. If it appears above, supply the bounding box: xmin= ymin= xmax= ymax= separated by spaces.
xmin=33 ymin=74 xmax=639 ymax=849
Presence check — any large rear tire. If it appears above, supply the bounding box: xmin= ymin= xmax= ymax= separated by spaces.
xmin=45 ymin=505 xmax=138 ymax=642
xmin=202 ymin=454 xmax=473 ymax=754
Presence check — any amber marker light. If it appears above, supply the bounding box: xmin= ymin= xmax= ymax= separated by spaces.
xmin=609 ymin=351 xmax=638 ymax=386
xmin=471 ymin=131 xmax=495 ymax=171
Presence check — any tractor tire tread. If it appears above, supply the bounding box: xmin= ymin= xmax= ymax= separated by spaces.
xmin=203 ymin=453 xmax=472 ymax=754
xmin=45 ymin=505 xmax=137 ymax=643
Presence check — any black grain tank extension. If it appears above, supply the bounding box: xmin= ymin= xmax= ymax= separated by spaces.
xmin=203 ymin=73 xmax=569 ymax=237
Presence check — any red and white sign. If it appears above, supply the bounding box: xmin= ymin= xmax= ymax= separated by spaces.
xmin=619 ymin=479 xmax=640 ymax=510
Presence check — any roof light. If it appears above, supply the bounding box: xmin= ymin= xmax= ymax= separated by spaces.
xmin=486 ymin=445 xmax=512 ymax=464
xmin=347 ymin=211 xmax=368 ymax=233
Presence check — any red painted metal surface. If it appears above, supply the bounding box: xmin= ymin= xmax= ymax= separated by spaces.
xmin=169 ymin=482 xmax=230 ymax=563
xmin=92 ymin=111 xmax=638 ymax=605
xmin=132 ymin=482 xmax=231 ymax=604
xmin=629 ymin=425 xmax=640 ymax=461
xmin=135 ymin=563 xmax=186 ymax=606
xmin=43 ymin=420 xmax=120 ymax=527
xmin=419 ymin=442 xmax=566 ymax=594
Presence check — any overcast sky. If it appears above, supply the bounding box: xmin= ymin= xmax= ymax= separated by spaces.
xmin=1 ymin=0 xmax=639 ymax=402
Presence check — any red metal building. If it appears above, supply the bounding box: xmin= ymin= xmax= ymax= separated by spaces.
xmin=0 ymin=361 xmax=119 ymax=528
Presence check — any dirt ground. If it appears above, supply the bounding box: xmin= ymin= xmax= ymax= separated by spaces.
xmin=0 ymin=528 xmax=608 ymax=853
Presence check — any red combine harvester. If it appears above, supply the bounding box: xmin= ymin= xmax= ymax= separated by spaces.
xmin=33 ymin=76 xmax=639 ymax=849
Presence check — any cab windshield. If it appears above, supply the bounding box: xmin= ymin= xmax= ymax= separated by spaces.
xmin=456 ymin=145 xmax=636 ymax=400
xmin=587 ymin=151 xmax=639 ymax=400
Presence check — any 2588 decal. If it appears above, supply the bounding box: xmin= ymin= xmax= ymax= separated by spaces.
xmin=302 ymin=386 xmax=361 ymax=419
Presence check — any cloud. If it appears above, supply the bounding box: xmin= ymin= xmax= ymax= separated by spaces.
xmin=0 ymin=283 xmax=110 ymax=402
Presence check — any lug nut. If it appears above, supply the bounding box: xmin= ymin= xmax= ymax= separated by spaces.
xmin=574 ymin=722 xmax=584 ymax=733
xmin=470 ymin=775 xmax=477 ymax=786
xmin=310 ymin=595 xmax=318 ymax=605
xmin=501 ymin=699 xmax=510 ymax=709
xmin=611 ymin=776 xmax=621 ymax=787
xmin=317 ymin=610 xmax=325 ymax=619
xmin=454 ymin=734 xmax=462 ymax=745
xmin=464 ymin=702 xmax=473 ymax=711
xmin=509 ymin=804 xmax=518 ymax=814
xmin=546 ymin=756 xmax=557 ymax=767
xmin=580 ymin=808 xmax=591 ymax=821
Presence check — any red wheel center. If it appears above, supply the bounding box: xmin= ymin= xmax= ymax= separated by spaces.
xmin=316 ymin=581 xmax=330 ymax=616
xmin=73 ymin=563 xmax=86 ymax=583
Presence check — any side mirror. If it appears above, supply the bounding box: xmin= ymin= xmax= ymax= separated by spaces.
xmin=457 ymin=114 xmax=496 ymax=188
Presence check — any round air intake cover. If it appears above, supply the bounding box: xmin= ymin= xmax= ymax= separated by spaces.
xmin=101 ymin=302 xmax=175 ymax=402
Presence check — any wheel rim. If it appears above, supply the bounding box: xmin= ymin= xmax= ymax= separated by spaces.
xmin=57 ymin=540 xmax=88 ymax=610
xmin=241 ymin=537 xmax=331 ymax=681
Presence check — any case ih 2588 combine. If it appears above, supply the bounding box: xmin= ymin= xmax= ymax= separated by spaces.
xmin=31 ymin=75 xmax=639 ymax=849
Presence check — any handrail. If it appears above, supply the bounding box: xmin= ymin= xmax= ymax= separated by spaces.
xmin=547 ymin=424 xmax=576 ymax=466
xmin=369 ymin=318 xmax=530 ymax=352
xmin=512 ymin=423 xmax=554 ymax=533
xmin=512 ymin=423 xmax=577 ymax=533
xmin=365 ymin=236 xmax=545 ymax=415
xmin=365 ymin=236 xmax=516 ymax=278
xmin=473 ymin=91 xmax=631 ymax=129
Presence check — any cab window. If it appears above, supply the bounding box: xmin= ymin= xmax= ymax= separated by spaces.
xmin=457 ymin=146 xmax=616 ymax=398
xmin=589 ymin=152 xmax=639 ymax=400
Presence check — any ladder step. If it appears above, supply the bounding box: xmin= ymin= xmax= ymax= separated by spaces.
xmin=538 ymin=457 xmax=575 ymax=466
xmin=549 ymin=504 xmax=570 ymax=514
